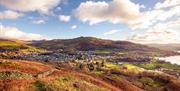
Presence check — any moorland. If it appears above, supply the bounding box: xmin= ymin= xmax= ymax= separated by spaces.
xmin=0 ymin=37 xmax=180 ymax=91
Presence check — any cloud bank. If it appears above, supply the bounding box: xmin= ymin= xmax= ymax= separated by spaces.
xmin=75 ymin=0 xmax=180 ymax=44
xmin=0 ymin=25 xmax=47 ymax=40
xmin=75 ymin=0 xmax=180 ymax=30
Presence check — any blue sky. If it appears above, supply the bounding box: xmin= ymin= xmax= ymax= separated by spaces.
xmin=0 ymin=0 xmax=179 ymax=44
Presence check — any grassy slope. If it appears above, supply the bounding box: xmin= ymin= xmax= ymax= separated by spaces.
xmin=0 ymin=39 xmax=44 ymax=53
xmin=0 ymin=59 xmax=179 ymax=91
xmin=0 ymin=59 xmax=113 ymax=91
xmin=0 ymin=41 xmax=21 ymax=47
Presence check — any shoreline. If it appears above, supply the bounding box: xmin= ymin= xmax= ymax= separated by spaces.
xmin=156 ymin=55 xmax=180 ymax=65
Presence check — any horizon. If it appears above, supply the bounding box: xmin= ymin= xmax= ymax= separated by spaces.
xmin=0 ymin=0 xmax=180 ymax=44
xmin=1 ymin=36 xmax=180 ymax=45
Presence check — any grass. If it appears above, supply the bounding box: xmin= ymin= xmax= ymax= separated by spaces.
xmin=0 ymin=59 xmax=51 ymax=74
xmin=50 ymin=76 xmax=80 ymax=91
xmin=93 ymin=71 xmax=104 ymax=75
xmin=120 ymin=63 xmax=144 ymax=72
xmin=138 ymin=58 xmax=157 ymax=70
xmin=0 ymin=39 xmax=45 ymax=53
xmin=105 ymin=63 xmax=144 ymax=72
xmin=95 ymin=50 xmax=112 ymax=54
xmin=117 ymin=52 xmax=128 ymax=55
xmin=139 ymin=77 xmax=165 ymax=88
xmin=0 ymin=71 xmax=32 ymax=79
xmin=48 ymin=76 xmax=108 ymax=91
xmin=0 ymin=41 xmax=21 ymax=47
xmin=138 ymin=59 xmax=180 ymax=70
xmin=139 ymin=63 xmax=157 ymax=70
xmin=34 ymin=81 xmax=53 ymax=91
xmin=121 ymin=64 xmax=137 ymax=69
xmin=0 ymin=60 xmax=21 ymax=69
xmin=19 ymin=45 xmax=45 ymax=53
xmin=0 ymin=61 xmax=12 ymax=65
xmin=158 ymin=63 xmax=180 ymax=70
xmin=105 ymin=63 xmax=121 ymax=69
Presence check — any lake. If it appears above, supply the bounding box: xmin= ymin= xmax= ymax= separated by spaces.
xmin=157 ymin=56 xmax=180 ymax=65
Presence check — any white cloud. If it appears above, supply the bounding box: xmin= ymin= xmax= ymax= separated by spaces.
xmin=75 ymin=0 xmax=141 ymax=25
xmin=32 ymin=19 xmax=46 ymax=24
xmin=128 ymin=30 xmax=180 ymax=44
xmin=75 ymin=0 xmax=180 ymax=30
xmin=0 ymin=25 xmax=47 ymax=40
xmin=0 ymin=10 xmax=23 ymax=19
xmin=0 ymin=0 xmax=61 ymax=15
xmin=129 ymin=4 xmax=180 ymax=30
xmin=140 ymin=4 xmax=146 ymax=8
xmin=128 ymin=19 xmax=180 ymax=44
xmin=59 ymin=15 xmax=71 ymax=22
xmin=74 ymin=0 xmax=180 ymax=44
xmin=71 ymin=25 xmax=77 ymax=29
xmin=103 ymin=30 xmax=120 ymax=36
xmin=154 ymin=0 xmax=180 ymax=9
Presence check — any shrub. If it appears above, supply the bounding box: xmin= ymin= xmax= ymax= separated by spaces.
xmin=88 ymin=63 xmax=95 ymax=71
xmin=34 ymin=81 xmax=53 ymax=91
xmin=139 ymin=77 xmax=154 ymax=86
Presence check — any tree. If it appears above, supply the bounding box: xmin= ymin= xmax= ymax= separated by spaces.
xmin=88 ymin=63 xmax=95 ymax=71
xmin=101 ymin=60 xmax=105 ymax=67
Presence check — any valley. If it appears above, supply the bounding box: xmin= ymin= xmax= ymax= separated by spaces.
xmin=0 ymin=37 xmax=180 ymax=91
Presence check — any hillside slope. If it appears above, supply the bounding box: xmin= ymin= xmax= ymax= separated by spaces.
xmin=0 ymin=59 xmax=121 ymax=91
xmin=0 ymin=39 xmax=42 ymax=53
xmin=0 ymin=39 xmax=44 ymax=59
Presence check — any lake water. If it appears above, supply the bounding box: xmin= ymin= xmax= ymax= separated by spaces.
xmin=157 ymin=56 xmax=180 ymax=65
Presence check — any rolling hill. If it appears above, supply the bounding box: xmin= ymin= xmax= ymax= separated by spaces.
xmin=0 ymin=39 xmax=45 ymax=59
xmin=0 ymin=39 xmax=43 ymax=53
xmin=32 ymin=37 xmax=177 ymax=56
xmin=0 ymin=37 xmax=178 ymax=57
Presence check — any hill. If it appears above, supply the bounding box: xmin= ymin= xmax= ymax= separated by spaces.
xmin=0 ymin=39 xmax=42 ymax=53
xmin=0 ymin=59 xmax=131 ymax=91
xmin=32 ymin=37 xmax=176 ymax=56
xmin=147 ymin=44 xmax=180 ymax=52
xmin=0 ymin=39 xmax=44 ymax=59
xmin=0 ymin=59 xmax=179 ymax=91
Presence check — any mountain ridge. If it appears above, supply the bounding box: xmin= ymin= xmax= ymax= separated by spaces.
xmin=31 ymin=37 xmax=177 ymax=56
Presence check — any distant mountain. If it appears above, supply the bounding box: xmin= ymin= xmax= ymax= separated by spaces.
xmin=147 ymin=44 xmax=180 ymax=52
xmin=32 ymin=37 xmax=177 ymax=56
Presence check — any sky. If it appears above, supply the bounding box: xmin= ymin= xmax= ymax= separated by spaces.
xmin=0 ymin=0 xmax=180 ymax=44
